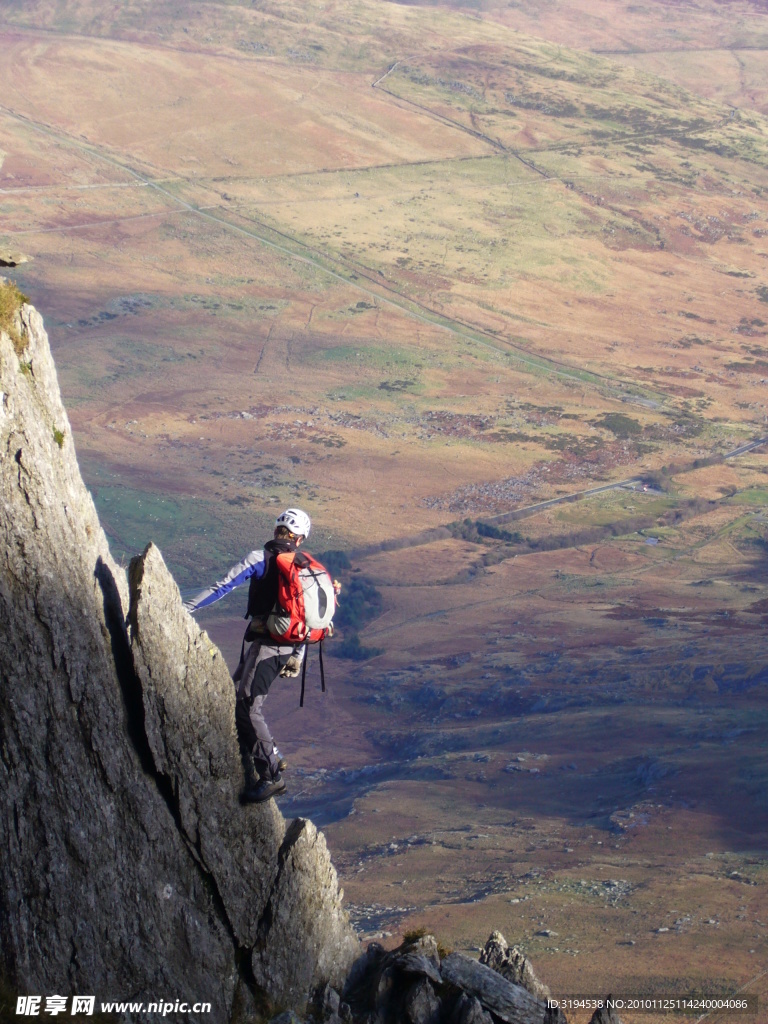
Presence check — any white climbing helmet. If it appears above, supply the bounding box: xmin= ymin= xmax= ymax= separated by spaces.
xmin=275 ymin=507 xmax=311 ymax=538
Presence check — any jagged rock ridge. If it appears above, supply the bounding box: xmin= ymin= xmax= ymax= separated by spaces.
xmin=0 ymin=294 xmax=358 ymax=1018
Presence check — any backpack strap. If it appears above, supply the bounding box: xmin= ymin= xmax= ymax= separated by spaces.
xmin=293 ymin=549 xmax=311 ymax=569
xmin=298 ymin=642 xmax=327 ymax=707
xmin=300 ymin=645 xmax=308 ymax=708
xmin=318 ymin=639 xmax=326 ymax=694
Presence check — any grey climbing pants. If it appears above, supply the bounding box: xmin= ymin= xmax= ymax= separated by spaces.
xmin=233 ymin=640 xmax=302 ymax=778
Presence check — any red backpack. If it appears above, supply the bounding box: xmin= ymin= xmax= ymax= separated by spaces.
xmin=266 ymin=549 xmax=336 ymax=645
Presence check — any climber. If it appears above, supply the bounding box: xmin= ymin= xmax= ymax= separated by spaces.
xmin=185 ymin=508 xmax=335 ymax=803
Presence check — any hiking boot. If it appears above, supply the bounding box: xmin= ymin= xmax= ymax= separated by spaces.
xmin=243 ymin=773 xmax=286 ymax=803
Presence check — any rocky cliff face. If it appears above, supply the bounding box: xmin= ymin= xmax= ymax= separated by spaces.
xmin=0 ymin=293 xmax=358 ymax=1018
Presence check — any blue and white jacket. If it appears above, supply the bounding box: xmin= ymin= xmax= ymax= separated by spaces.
xmin=184 ymin=549 xmax=266 ymax=614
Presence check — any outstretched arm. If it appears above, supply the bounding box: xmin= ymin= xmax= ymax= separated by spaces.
xmin=184 ymin=549 xmax=266 ymax=613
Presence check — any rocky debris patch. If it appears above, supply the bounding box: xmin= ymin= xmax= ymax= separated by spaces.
xmin=196 ymin=404 xmax=393 ymax=441
xmin=598 ymin=880 xmax=633 ymax=906
xmin=415 ymin=410 xmax=497 ymax=441
xmin=522 ymin=878 xmax=635 ymax=912
xmin=292 ymin=764 xmax=393 ymax=789
xmin=505 ymin=752 xmax=550 ymax=775
xmin=727 ymin=870 xmax=758 ymax=886
xmin=421 ymin=468 xmax=540 ymax=514
xmin=345 ymin=901 xmax=413 ymax=934
xmin=609 ymin=806 xmax=651 ymax=832
xmin=421 ymin=440 xmax=641 ymax=516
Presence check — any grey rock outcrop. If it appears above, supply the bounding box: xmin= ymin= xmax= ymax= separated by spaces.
xmin=251 ymin=816 xmax=360 ymax=1005
xmin=0 ymin=297 xmax=358 ymax=1018
xmin=0 ymin=251 xmax=31 ymax=268
xmin=480 ymin=931 xmax=551 ymax=1001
